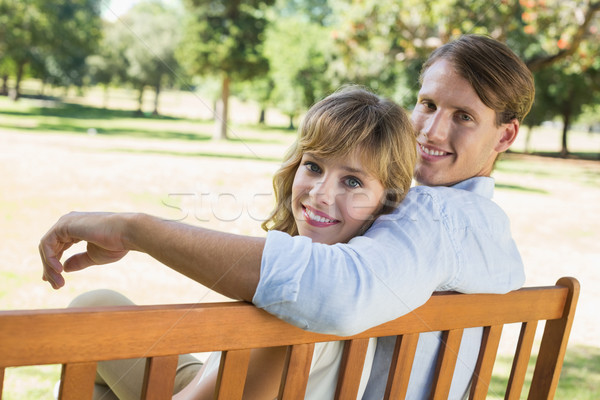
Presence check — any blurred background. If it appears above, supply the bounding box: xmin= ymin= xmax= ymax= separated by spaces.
xmin=1 ymin=0 xmax=599 ymax=398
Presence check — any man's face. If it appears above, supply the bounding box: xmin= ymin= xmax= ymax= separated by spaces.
xmin=411 ymin=59 xmax=517 ymax=186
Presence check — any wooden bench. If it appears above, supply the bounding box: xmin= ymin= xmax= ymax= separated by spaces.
xmin=0 ymin=277 xmax=579 ymax=400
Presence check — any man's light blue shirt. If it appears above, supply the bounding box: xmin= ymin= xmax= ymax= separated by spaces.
xmin=253 ymin=176 xmax=525 ymax=398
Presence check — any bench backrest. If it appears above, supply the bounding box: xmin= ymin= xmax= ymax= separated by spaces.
xmin=0 ymin=277 xmax=579 ymax=400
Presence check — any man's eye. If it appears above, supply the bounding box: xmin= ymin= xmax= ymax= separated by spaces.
xmin=458 ymin=113 xmax=473 ymax=122
xmin=420 ymin=101 xmax=436 ymax=111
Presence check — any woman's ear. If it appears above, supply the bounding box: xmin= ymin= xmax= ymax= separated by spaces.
xmin=494 ymin=119 xmax=519 ymax=153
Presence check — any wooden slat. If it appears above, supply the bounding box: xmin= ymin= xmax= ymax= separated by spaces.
xmin=58 ymin=362 xmax=97 ymax=400
xmin=141 ymin=355 xmax=179 ymax=400
xmin=214 ymin=349 xmax=251 ymax=400
xmin=278 ymin=343 xmax=315 ymax=400
xmin=469 ymin=325 xmax=503 ymax=399
xmin=384 ymin=333 xmax=420 ymax=399
xmin=0 ymin=285 xmax=569 ymax=368
xmin=528 ymin=276 xmax=580 ymax=399
xmin=505 ymin=321 xmax=538 ymax=400
xmin=334 ymin=338 xmax=370 ymax=399
xmin=0 ymin=367 xmax=5 ymax=400
xmin=430 ymin=329 xmax=464 ymax=400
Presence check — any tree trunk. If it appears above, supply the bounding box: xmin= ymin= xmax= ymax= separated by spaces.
xmin=103 ymin=84 xmax=109 ymax=109
xmin=135 ymin=86 xmax=145 ymax=116
xmin=1 ymin=75 xmax=8 ymax=96
xmin=258 ymin=108 xmax=265 ymax=125
xmin=152 ymin=80 xmax=161 ymax=116
xmin=288 ymin=115 xmax=294 ymax=130
xmin=560 ymin=111 xmax=570 ymax=158
xmin=525 ymin=126 xmax=534 ymax=154
xmin=10 ymin=62 xmax=25 ymax=101
xmin=213 ymin=75 xmax=230 ymax=140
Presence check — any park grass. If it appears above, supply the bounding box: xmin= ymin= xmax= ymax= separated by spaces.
xmin=1 ymin=90 xmax=599 ymax=399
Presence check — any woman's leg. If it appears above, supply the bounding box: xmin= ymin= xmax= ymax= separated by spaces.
xmin=68 ymin=290 xmax=202 ymax=400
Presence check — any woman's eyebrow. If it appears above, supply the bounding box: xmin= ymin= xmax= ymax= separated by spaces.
xmin=305 ymin=152 xmax=370 ymax=176
xmin=341 ymin=165 xmax=367 ymax=175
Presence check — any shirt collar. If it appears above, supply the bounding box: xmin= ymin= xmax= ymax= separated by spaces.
xmin=450 ymin=176 xmax=495 ymax=199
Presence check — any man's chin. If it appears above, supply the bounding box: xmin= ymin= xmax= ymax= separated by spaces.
xmin=415 ymin=173 xmax=463 ymax=187
xmin=415 ymin=169 xmax=444 ymax=187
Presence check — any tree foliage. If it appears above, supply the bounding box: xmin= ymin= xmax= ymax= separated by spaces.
xmin=0 ymin=0 xmax=102 ymax=99
xmin=264 ymin=10 xmax=335 ymax=128
xmin=1 ymin=0 xmax=599 ymax=150
xmin=116 ymin=1 xmax=182 ymax=115
xmin=178 ymin=0 xmax=274 ymax=139
xmin=533 ymin=59 xmax=600 ymax=156
xmin=329 ymin=0 xmax=600 ymax=151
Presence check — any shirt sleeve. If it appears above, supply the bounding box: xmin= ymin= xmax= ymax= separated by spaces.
xmin=252 ymin=188 xmax=525 ymax=336
xmin=253 ymin=192 xmax=456 ymax=335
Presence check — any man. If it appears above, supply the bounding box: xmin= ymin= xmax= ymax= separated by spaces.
xmin=40 ymin=34 xmax=534 ymax=398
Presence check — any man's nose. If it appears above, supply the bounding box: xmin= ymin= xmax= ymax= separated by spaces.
xmin=422 ymin=112 xmax=449 ymax=141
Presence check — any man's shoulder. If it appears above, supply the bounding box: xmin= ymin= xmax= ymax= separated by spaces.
xmin=409 ymin=177 xmax=495 ymax=200
xmin=391 ymin=179 xmax=508 ymax=227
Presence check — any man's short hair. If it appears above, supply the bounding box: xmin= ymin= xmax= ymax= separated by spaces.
xmin=420 ymin=34 xmax=535 ymax=126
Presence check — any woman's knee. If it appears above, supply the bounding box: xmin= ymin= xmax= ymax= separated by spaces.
xmin=68 ymin=289 xmax=135 ymax=308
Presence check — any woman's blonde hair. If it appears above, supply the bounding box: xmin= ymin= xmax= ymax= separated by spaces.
xmin=262 ymin=86 xmax=416 ymax=235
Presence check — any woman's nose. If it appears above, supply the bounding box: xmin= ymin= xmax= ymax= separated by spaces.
xmin=309 ymin=178 xmax=337 ymax=205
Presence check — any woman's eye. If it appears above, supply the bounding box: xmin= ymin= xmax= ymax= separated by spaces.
xmin=345 ymin=177 xmax=361 ymax=188
xmin=305 ymin=162 xmax=321 ymax=173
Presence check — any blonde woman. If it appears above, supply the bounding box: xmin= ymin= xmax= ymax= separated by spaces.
xmin=175 ymin=86 xmax=416 ymax=399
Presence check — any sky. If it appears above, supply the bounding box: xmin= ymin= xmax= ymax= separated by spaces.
xmin=101 ymin=0 xmax=140 ymax=21
xmin=101 ymin=0 xmax=181 ymax=21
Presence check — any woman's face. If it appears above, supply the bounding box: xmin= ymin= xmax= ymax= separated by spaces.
xmin=291 ymin=150 xmax=385 ymax=245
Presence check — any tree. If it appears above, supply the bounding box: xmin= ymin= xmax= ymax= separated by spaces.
xmin=517 ymin=0 xmax=600 ymax=156
xmin=0 ymin=0 xmax=102 ymax=99
xmin=85 ymin=21 xmax=130 ymax=108
xmin=235 ymin=76 xmax=275 ymax=125
xmin=233 ymin=0 xmax=335 ymax=128
xmin=533 ymin=61 xmax=600 ymax=157
xmin=36 ymin=0 xmax=103 ymax=90
xmin=522 ymin=79 xmax=555 ymax=154
xmin=264 ymin=13 xmax=335 ymax=129
xmin=113 ymin=1 xmax=182 ymax=116
xmin=328 ymin=0 xmax=600 ymax=109
xmin=178 ymin=0 xmax=274 ymax=140
xmin=0 ymin=0 xmax=45 ymax=99
xmin=522 ymin=1 xmax=600 ymax=72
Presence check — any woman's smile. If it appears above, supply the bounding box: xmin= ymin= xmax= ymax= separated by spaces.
xmin=302 ymin=205 xmax=339 ymax=227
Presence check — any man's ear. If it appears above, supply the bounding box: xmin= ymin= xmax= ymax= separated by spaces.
xmin=495 ymin=119 xmax=519 ymax=153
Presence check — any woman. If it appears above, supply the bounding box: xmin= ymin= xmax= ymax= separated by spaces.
xmin=175 ymin=86 xmax=416 ymax=399
xmin=66 ymin=86 xmax=416 ymax=400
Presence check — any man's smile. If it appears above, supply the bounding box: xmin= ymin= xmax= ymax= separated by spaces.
xmin=418 ymin=142 xmax=451 ymax=158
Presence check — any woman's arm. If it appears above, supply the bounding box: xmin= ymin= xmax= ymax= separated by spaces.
xmin=173 ymin=347 xmax=288 ymax=400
